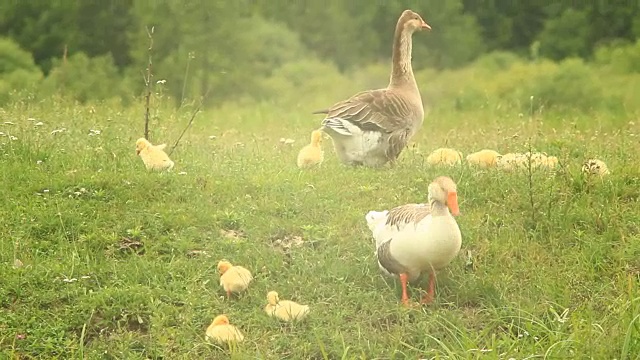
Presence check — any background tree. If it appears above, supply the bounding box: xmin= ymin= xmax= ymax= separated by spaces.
xmin=0 ymin=37 xmax=43 ymax=103
xmin=538 ymin=8 xmax=590 ymax=60
xmin=0 ymin=1 xmax=639 ymax=106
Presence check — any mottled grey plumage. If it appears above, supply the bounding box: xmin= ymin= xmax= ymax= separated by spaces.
xmin=384 ymin=203 xmax=432 ymax=229
xmin=376 ymin=239 xmax=406 ymax=277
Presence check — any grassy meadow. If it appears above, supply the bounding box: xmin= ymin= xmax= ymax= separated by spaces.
xmin=1 ymin=57 xmax=640 ymax=359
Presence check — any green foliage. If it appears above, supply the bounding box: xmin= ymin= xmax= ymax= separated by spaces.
xmin=255 ymin=0 xmax=381 ymax=70
xmin=213 ymin=16 xmax=311 ymax=104
xmin=40 ymin=52 xmax=131 ymax=103
xmin=472 ymin=51 xmax=522 ymax=72
xmin=594 ymin=39 xmax=640 ymax=73
xmin=128 ymin=2 xmax=309 ymax=105
xmin=502 ymin=58 xmax=603 ymax=112
xmin=253 ymin=58 xmax=349 ymax=105
xmin=0 ymin=37 xmax=40 ymax=75
xmin=538 ymin=8 xmax=590 ymax=60
xmin=2 ymin=1 xmax=640 ymax=106
xmin=0 ymin=37 xmax=42 ymax=104
xmin=0 ymin=1 xmax=77 ymax=73
xmin=236 ymin=16 xmax=307 ymax=78
xmin=634 ymin=14 xmax=640 ymax=38
xmin=73 ymin=0 xmax=134 ymax=68
xmin=410 ymin=0 xmax=486 ymax=69
xmin=0 ymin=1 xmax=134 ymax=73
xmin=419 ymin=53 xmax=638 ymax=115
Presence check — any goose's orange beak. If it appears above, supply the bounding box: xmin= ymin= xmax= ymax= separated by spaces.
xmin=421 ymin=21 xmax=431 ymax=30
xmin=447 ymin=192 xmax=460 ymax=216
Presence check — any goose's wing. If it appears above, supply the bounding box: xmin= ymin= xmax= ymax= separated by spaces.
xmin=315 ymin=89 xmax=414 ymax=134
xmin=384 ymin=203 xmax=432 ymax=230
xmin=376 ymin=238 xmax=406 ymax=277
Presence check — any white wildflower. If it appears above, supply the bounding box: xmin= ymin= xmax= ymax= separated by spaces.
xmin=9 ymin=135 xmax=17 ymax=141
xmin=36 ymin=160 xmax=43 ymax=165
xmin=157 ymin=79 xmax=166 ymax=84
xmin=34 ymin=122 xmax=44 ymax=126
xmin=4 ymin=121 xmax=15 ymax=125
xmin=51 ymin=128 xmax=67 ymax=135
xmin=88 ymin=129 xmax=101 ymax=136
xmin=178 ymin=171 xmax=187 ymax=175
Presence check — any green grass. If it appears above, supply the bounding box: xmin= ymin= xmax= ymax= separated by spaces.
xmin=1 ymin=95 xmax=640 ymax=360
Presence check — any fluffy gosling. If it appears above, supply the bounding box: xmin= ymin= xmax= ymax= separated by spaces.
xmin=135 ymin=138 xmax=174 ymax=172
xmin=217 ymin=260 xmax=253 ymax=298
xmin=426 ymin=148 xmax=463 ymax=166
xmin=466 ymin=149 xmax=501 ymax=168
xmin=205 ymin=315 xmax=244 ymax=345
xmin=264 ymin=291 xmax=310 ymax=322
xmin=297 ymin=130 xmax=324 ymax=168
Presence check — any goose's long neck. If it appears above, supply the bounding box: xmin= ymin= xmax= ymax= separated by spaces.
xmin=429 ymin=198 xmax=449 ymax=217
xmin=389 ymin=27 xmax=417 ymax=89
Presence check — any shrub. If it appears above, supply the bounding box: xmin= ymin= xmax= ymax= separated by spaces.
xmin=472 ymin=51 xmax=522 ymax=73
xmin=594 ymin=39 xmax=640 ymax=74
xmin=40 ymin=52 xmax=131 ymax=103
xmin=537 ymin=8 xmax=590 ymax=61
xmin=252 ymin=58 xmax=353 ymax=109
xmin=489 ymin=58 xmax=605 ymax=112
xmin=419 ymin=55 xmax=627 ymax=114
xmin=0 ymin=37 xmax=43 ymax=104
xmin=141 ymin=16 xmax=311 ymax=106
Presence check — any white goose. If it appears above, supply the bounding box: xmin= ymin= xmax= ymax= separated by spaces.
xmin=314 ymin=10 xmax=430 ymax=167
xmin=367 ymin=176 xmax=462 ymax=305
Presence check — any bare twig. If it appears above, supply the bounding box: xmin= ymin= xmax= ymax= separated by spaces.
xmin=143 ymin=26 xmax=154 ymax=141
xmin=60 ymin=44 xmax=68 ymax=94
xmin=180 ymin=52 xmax=195 ymax=107
xmin=167 ymin=88 xmax=210 ymax=156
xmin=526 ymin=139 xmax=537 ymax=229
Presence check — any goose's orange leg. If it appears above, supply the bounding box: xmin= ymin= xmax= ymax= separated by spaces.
xmin=399 ymin=273 xmax=410 ymax=306
xmin=420 ymin=270 xmax=436 ymax=304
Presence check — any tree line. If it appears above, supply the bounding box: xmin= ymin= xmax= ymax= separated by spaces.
xmin=0 ymin=0 xmax=638 ymax=104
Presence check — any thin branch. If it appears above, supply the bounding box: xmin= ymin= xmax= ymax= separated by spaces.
xmin=180 ymin=52 xmax=195 ymax=108
xmin=526 ymin=139 xmax=537 ymax=231
xmin=143 ymin=26 xmax=154 ymax=141
xmin=167 ymin=88 xmax=211 ymax=157
xmin=60 ymin=44 xmax=68 ymax=94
